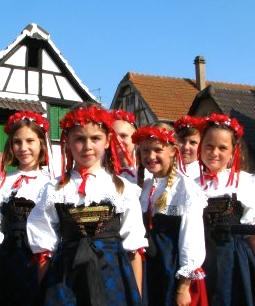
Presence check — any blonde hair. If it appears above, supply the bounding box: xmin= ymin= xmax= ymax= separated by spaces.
xmin=154 ymin=159 xmax=178 ymax=212
xmin=153 ymin=122 xmax=178 ymax=211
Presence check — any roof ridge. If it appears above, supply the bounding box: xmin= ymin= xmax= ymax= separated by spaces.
xmin=127 ymin=72 xmax=255 ymax=88
xmin=208 ymin=80 xmax=255 ymax=88
xmin=128 ymin=71 xmax=195 ymax=81
xmin=212 ymin=87 xmax=255 ymax=94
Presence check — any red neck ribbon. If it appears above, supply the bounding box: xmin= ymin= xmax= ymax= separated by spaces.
xmin=78 ymin=168 xmax=96 ymax=196
xmin=12 ymin=175 xmax=37 ymax=190
xmin=203 ymin=172 xmax=218 ymax=188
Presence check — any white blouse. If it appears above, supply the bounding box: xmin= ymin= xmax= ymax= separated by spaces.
xmin=185 ymin=160 xmax=200 ymax=180
xmin=27 ymin=168 xmax=148 ymax=254
xmin=196 ymin=169 xmax=255 ymax=225
xmin=0 ymin=169 xmax=51 ymax=242
xmin=140 ymin=172 xmax=207 ymax=280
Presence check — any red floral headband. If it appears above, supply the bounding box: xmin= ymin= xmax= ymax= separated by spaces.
xmin=205 ymin=113 xmax=244 ymax=138
xmin=111 ymin=109 xmax=136 ymax=124
xmin=132 ymin=126 xmax=187 ymax=173
xmin=132 ymin=126 xmax=176 ymax=144
xmin=60 ymin=106 xmax=113 ymax=131
xmin=174 ymin=115 xmax=205 ymax=131
xmin=4 ymin=111 xmax=49 ymax=134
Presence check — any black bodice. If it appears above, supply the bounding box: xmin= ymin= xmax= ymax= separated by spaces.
xmin=204 ymin=193 xmax=255 ymax=238
xmin=144 ymin=213 xmax=182 ymax=233
xmin=143 ymin=213 xmax=182 ymax=258
xmin=204 ymin=193 xmax=243 ymax=227
xmin=1 ymin=196 xmax=35 ymax=236
xmin=55 ymin=201 xmax=121 ymax=242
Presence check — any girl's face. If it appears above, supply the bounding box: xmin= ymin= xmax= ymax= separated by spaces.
xmin=67 ymin=123 xmax=110 ymax=172
xmin=112 ymin=119 xmax=136 ymax=155
xmin=12 ymin=126 xmax=41 ymax=171
xmin=201 ymin=128 xmax=234 ymax=173
xmin=139 ymin=139 xmax=176 ymax=177
xmin=178 ymin=132 xmax=200 ymax=165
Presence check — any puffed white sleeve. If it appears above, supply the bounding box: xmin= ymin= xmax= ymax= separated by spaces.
xmin=237 ymin=172 xmax=255 ymax=225
xmin=27 ymin=182 xmax=60 ymax=253
xmin=176 ymin=178 xmax=206 ymax=279
xmin=119 ymin=181 xmax=148 ymax=251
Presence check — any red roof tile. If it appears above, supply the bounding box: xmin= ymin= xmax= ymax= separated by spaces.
xmin=126 ymin=72 xmax=255 ymax=121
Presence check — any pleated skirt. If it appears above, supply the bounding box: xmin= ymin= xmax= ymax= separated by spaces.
xmin=43 ymin=237 xmax=143 ymax=306
xmin=203 ymin=234 xmax=255 ymax=306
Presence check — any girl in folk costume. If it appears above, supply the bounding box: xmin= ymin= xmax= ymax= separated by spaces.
xmin=197 ymin=113 xmax=255 ymax=306
xmin=112 ymin=109 xmax=152 ymax=186
xmin=27 ymin=106 xmax=148 ymax=306
xmin=112 ymin=109 xmax=138 ymax=183
xmin=0 ymin=111 xmax=52 ymax=306
xmin=133 ymin=125 xmax=208 ymax=306
xmin=174 ymin=115 xmax=205 ymax=180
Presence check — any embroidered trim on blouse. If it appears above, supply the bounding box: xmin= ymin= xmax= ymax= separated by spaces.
xmin=38 ymin=182 xmax=128 ymax=214
xmin=176 ymin=267 xmax=205 ymax=280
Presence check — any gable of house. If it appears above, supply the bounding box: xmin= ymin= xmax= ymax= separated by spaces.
xmin=0 ymin=23 xmax=98 ymax=175
xmin=0 ymin=23 xmax=98 ymax=139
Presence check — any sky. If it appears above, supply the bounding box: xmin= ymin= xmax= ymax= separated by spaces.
xmin=0 ymin=0 xmax=255 ymax=107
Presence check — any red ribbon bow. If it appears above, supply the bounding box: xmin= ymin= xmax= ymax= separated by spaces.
xmin=31 ymin=250 xmax=53 ymax=265
xmin=78 ymin=168 xmax=95 ymax=196
xmin=137 ymin=248 xmax=146 ymax=261
xmin=11 ymin=175 xmax=37 ymax=190
xmin=203 ymin=172 xmax=218 ymax=188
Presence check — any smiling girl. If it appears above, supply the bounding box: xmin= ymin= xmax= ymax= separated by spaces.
xmin=0 ymin=111 xmax=52 ymax=306
xmin=27 ymin=106 xmax=148 ymax=306
xmin=198 ymin=113 xmax=255 ymax=306
xmin=133 ymin=125 xmax=207 ymax=306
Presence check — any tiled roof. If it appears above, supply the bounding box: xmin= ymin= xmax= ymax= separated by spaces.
xmin=194 ymin=86 xmax=255 ymax=150
xmin=123 ymin=72 xmax=255 ymax=121
xmin=0 ymin=98 xmax=45 ymax=113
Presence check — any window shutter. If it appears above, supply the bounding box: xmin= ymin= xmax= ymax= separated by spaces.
xmin=50 ymin=105 xmax=69 ymax=140
xmin=0 ymin=124 xmax=8 ymax=152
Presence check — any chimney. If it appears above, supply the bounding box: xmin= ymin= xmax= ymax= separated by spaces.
xmin=194 ymin=56 xmax=206 ymax=90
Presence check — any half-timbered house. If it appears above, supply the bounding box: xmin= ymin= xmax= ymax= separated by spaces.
xmin=0 ymin=23 xmax=98 ymax=175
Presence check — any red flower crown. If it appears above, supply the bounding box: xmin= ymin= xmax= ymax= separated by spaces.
xmin=4 ymin=111 xmax=49 ymax=134
xmin=205 ymin=113 xmax=244 ymax=138
xmin=174 ymin=115 xmax=205 ymax=131
xmin=132 ymin=126 xmax=176 ymax=144
xmin=60 ymin=106 xmax=113 ymax=131
xmin=111 ymin=109 xmax=136 ymax=124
